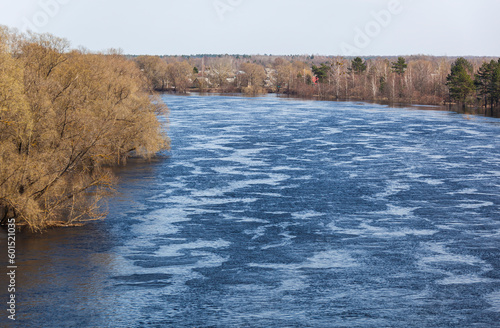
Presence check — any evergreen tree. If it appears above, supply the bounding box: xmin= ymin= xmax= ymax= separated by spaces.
xmin=306 ymin=74 xmax=312 ymax=85
xmin=379 ymin=76 xmax=386 ymax=93
xmin=446 ymin=57 xmax=475 ymax=107
xmin=492 ymin=59 xmax=500 ymax=107
xmin=475 ymin=60 xmax=497 ymax=108
xmin=391 ymin=57 xmax=408 ymax=75
xmin=311 ymin=63 xmax=330 ymax=83
xmin=349 ymin=57 xmax=367 ymax=74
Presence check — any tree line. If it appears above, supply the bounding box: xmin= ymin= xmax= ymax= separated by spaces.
xmin=0 ymin=27 xmax=169 ymax=231
xmin=135 ymin=54 xmax=500 ymax=111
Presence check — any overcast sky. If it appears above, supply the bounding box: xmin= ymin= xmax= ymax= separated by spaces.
xmin=0 ymin=0 xmax=498 ymax=56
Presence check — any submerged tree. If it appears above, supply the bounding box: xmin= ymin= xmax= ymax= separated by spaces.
xmin=134 ymin=56 xmax=169 ymax=91
xmin=475 ymin=59 xmax=500 ymax=108
xmin=446 ymin=57 xmax=475 ymax=107
xmin=240 ymin=62 xmax=266 ymax=95
xmin=208 ymin=57 xmax=233 ymax=91
xmin=167 ymin=61 xmax=193 ymax=93
xmin=272 ymin=58 xmax=294 ymax=94
xmin=0 ymin=27 xmax=169 ymax=231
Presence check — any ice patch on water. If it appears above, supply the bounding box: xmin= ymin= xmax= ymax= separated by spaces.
xmin=285 ymin=156 xmax=313 ymax=162
xmin=184 ymin=141 xmax=232 ymax=152
xmin=210 ymin=166 xmax=265 ymax=178
xmin=276 ymin=277 xmax=308 ymax=292
xmin=457 ymin=200 xmax=494 ymax=209
xmin=291 ymin=210 xmax=325 ymax=220
xmin=320 ymin=127 xmax=343 ymax=134
xmin=261 ymin=240 xmax=291 ymax=250
xmin=374 ymin=181 xmax=410 ymax=199
xmin=252 ymin=192 xmax=281 ymax=198
xmin=421 ymin=252 xmax=486 ymax=266
xmin=358 ymin=133 xmax=381 ymax=138
xmin=455 ymin=188 xmax=477 ymax=194
xmin=152 ymin=195 xmax=258 ymax=206
xmin=470 ymin=144 xmax=495 ymax=149
xmin=427 ymin=155 xmax=447 ymax=160
xmin=419 ymin=243 xmax=489 ymax=267
xmin=436 ymin=275 xmax=496 ymax=285
xmin=248 ymin=250 xmax=359 ymax=270
xmin=156 ymin=239 xmax=231 ymax=257
xmin=132 ymin=207 xmax=194 ymax=236
xmin=368 ymin=120 xmax=396 ymax=125
xmin=317 ymin=140 xmax=339 ymax=147
xmin=352 ymin=156 xmax=375 ymax=162
xmin=271 ymin=166 xmax=306 ymax=171
xmin=222 ymin=214 xmax=269 ymax=223
xmin=485 ymin=291 xmax=500 ymax=312
xmin=376 ymin=204 xmax=418 ymax=217
xmin=328 ymin=223 xmax=363 ymax=236
xmin=305 ymin=250 xmax=359 ymax=269
xmin=244 ymin=225 xmax=268 ymax=240
xmin=460 ymin=128 xmax=482 ymax=136
xmin=394 ymin=146 xmax=422 ymax=153
xmin=417 ymin=243 xmax=496 ymax=288
xmin=422 ymin=179 xmax=444 ymax=185
xmin=261 ymin=230 xmax=296 ymax=250
xmin=328 ymin=222 xmax=437 ymax=238
xmin=293 ymin=175 xmax=313 ymax=180
xmin=190 ymin=174 xmax=288 ymax=197
xmin=216 ymin=148 xmax=268 ymax=167
xmin=405 ymin=172 xmax=426 ymax=179
xmin=468 ymin=173 xmax=494 ymax=179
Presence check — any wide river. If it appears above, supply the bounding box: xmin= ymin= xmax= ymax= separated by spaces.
xmin=2 ymin=94 xmax=500 ymax=327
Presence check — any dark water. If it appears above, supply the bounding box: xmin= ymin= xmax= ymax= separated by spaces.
xmin=2 ymin=94 xmax=500 ymax=327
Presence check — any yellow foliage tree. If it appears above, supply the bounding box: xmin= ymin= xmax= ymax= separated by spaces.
xmin=0 ymin=27 xmax=169 ymax=231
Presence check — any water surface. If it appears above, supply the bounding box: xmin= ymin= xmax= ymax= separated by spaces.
xmin=2 ymin=94 xmax=500 ymax=327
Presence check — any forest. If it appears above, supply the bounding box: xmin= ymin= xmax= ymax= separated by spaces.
xmin=0 ymin=27 xmax=169 ymax=231
xmin=135 ymin=54 xmax=500 ymax=112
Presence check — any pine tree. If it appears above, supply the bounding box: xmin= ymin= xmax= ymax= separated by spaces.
xmin=446 ymin=57 xmax=475 ymax=107
xmin=349 ymin=57 xmax=367 ymax=74
xmin=475 ymin=60 xmax=497 ymax=108
xmin=391 ymin=57 xmax=407 ymax=75
xmin=311 ymin=63 xmax=330 ymax=83
xmin=491 ymin=60 xmax=500 ymax=108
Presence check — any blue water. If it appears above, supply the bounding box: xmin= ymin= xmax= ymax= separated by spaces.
xmin=2 ymin=94 xmax=500 ymax=327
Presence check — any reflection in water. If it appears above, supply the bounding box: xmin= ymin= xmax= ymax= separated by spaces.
xmin=1 ymin=94 xmax=500 ymax=327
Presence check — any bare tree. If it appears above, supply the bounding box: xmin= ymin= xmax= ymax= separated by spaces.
xmin=0 ymin=29 xmax=169 ymax=231
xmin=167 ymin=61 xmax=193 ymax=93
xmin=208 ymin=57 xmax=234 ymax=91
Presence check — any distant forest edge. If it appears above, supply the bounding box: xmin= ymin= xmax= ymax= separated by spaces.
xmin=0 ymin=27 xmax=169 ymax=232
xmin=134 ymin=54 xmax=500 ymax=114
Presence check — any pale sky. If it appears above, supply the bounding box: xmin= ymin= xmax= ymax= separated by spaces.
xmin=0 ymin=0 xmax=498 ymax=56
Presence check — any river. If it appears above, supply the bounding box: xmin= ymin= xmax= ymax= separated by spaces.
xmin=1 ymin=94 xmax=500 ymax=327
